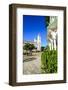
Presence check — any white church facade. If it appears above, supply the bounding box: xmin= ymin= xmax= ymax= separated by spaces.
xmin=34 ymin=34 xmax=41 ymax=51
xmin=47 ymin=16 xmax=57 ymax=50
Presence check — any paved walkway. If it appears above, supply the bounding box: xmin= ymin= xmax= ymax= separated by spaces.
xmin=23 ymin=52 xmax=42 ymax=74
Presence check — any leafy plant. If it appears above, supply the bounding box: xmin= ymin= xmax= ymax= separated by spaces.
xmin=41 ymin=49 xmax=57 ymax=73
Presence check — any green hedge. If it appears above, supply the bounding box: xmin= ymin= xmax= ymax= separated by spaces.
xmin=41 ymin=50 xmax=57 ymax=73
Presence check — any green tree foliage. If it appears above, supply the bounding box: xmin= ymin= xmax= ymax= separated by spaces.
xmin=41 ymin=46 xmax=45 ymax=51
xmin=23 ymin=43 xmax=35 ymax=55
xmin=23 ymin=43 xmax=30 ymax=51
xmin=46 ymin=16 xmax=50 ymax=27
xmin=41 ymin=49 xmax=57 ymax=73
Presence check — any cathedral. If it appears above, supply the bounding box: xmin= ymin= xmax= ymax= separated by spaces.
xmin=34 ymin=34 xmax=41 ymax=51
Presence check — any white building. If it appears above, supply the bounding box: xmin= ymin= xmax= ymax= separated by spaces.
xmin=34 ymin=34 xmax=41 ymax=51
xmin=47 ymin=16 xmax=57 ymax=50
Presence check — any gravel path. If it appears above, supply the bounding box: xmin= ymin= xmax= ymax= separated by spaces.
xmin=23 ymin=52 xmax=41 ymax=74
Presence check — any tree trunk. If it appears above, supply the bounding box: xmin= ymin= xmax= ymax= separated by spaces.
xmin=30 ymin=50 xmax=32 ymax=55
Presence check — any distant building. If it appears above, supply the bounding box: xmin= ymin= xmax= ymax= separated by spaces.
xmin=24 ymin=34 xmax=41 ymax=51
xmin=34 ymin=34 xmax=41 ymax=51
xmin=23 ymin=41 xmax=35 ymax=46
xmin=47 ymin=16 xmax=57 ymax=50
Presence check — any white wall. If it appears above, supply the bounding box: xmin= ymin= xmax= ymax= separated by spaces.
xmin=0 ymin=0 xmax=68 ymax=90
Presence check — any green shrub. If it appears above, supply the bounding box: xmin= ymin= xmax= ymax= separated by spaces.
xmin=41 ymin=50 xmax=57 ymax=73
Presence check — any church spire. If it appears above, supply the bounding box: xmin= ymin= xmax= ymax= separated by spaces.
xmin=34 ymin=33 xmax=41 ymax=51
xmin=37 ymin=33 xmax=41 ymax=51
xmin=37 ymin=33 xmax=41 ymax=43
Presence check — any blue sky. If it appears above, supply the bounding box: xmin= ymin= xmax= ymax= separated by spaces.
xmin=23 ymin=15 xmax=48 ymax=47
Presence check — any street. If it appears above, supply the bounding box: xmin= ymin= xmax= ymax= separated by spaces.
xmin=23 ymin=52 xmax=42 ymax=74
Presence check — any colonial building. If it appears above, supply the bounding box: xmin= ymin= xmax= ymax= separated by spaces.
xmin=47 ymin=16 xmax=57 ymax=50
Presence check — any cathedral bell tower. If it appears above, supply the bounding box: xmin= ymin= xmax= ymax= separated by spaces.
xmin=34 ymin=34 xmax=41 ymax=51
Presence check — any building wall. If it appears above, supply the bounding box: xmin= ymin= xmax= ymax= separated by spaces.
xmin=47 ymin=16 xmax=57 ymax=50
